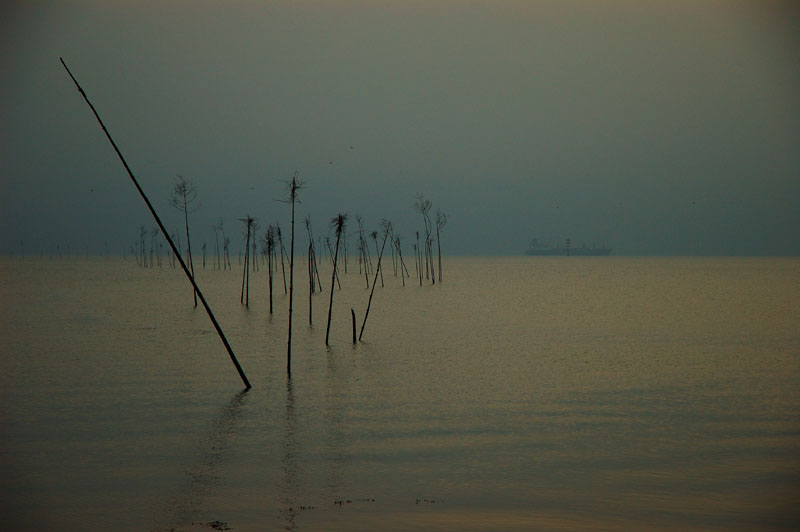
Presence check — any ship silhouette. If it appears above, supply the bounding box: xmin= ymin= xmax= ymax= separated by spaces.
xmin=526 ymin=238 xmax=611 ymax=256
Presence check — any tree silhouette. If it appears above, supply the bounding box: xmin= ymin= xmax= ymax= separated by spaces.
xmin=169 ymin=175 xmax=200 ymax=307
xmin=371 ymin=230 xmax=384 ymax=287
xmin=282 ymin=173 xmax=304 ymax=375
xmin=276 ymin=225 xmax=288 ymax=295
xmin=305 ymin=216 xmax=323 ymax=293
xmin=414 ymin=193 xmax=434 ymax=285
xmin=239 ymin=215 xmax=255 ymax=307
xmin=265 ymin=226 xmax=275 ymax=314
xmin=435 ymin=209 xmax=447 ymax=283
xmin=356 ymin=215 xmax=371 ymax=288
xmin=394 ymin=235 xmax=410 ymax=287
xmin=211 ymin=219 xmax=223 ymax=270
xmin=414 ymin=232 xmax=421 ymax=285
xmin=359 ymin=220 xmax=391 ymax=341
xmin=325 ymin=213 xmax=347 ymax=346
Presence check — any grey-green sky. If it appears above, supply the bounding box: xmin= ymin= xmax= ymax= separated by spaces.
xmin=2 ymin=0 xmax=798 ymax=255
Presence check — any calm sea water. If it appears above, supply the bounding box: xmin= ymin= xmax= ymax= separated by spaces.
xmin=1 ymin=256 xmax=798 ymax=531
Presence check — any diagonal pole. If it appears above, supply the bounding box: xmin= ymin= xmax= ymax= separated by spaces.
xmin=359 ymin=221 xmax=391 ymax=341
xmin=60 ymin=57 xmax=251 ymax=390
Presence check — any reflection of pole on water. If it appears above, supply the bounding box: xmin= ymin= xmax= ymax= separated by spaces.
xmin=323 ymin=353 xmax=349 ymax=505
xmin=280 ymin=377 xmax=299 ymax=529
xmin=160 ymin=390 xmax=250 ymax=530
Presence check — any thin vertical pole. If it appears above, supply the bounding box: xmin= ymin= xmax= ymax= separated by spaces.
xmin=287 ymin=176 xmax=297 ymax=376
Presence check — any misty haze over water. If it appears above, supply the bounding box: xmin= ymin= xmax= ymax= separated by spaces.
xmin=2 ymin=2 xmax=799 ymax=527
xmin=1 ymin=1 xmax=798 ymax=256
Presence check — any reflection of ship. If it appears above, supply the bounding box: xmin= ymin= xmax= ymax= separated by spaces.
xmin=526 ymin=238 xmax=611 ymax=256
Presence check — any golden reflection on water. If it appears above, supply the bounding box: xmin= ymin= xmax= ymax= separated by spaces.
xmin=0 ymin=257 xmax=798 ymax=531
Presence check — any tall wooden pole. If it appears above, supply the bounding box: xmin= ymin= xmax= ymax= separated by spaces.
xmin=61 ymin=58 xmax=251 ymax=389
xmin=286 ymin=173 xmax=299 ymax=376
xmin=325 ymin=214 xmax=345 ymax=346
xmin=351 ymin=308 xmax=357 ymax=344
xmin=359 ymin=221 xmax=391 ymax=341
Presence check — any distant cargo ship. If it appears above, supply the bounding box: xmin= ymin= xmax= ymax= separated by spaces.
xmin=526 ymin=238 xmax=611 ymax=256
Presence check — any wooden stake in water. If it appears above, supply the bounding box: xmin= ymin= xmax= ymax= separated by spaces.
xmin=325 ymin=214 xmax=347 ymax=346
xmin=359 ymin=220 xmax=391 ymax=341
xmin=60 ymin=58 xmax=251 ymax=390
xmin=351 ymin=308 xmax=357 ymax=344
xmin=283 ymin=173 xmax=303 ymax=376
xmin=265 ymin=225 xmax=275 ymax=314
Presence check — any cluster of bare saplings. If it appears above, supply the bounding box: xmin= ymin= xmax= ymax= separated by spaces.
xmin=130 ymin=180 xmax=446 ymax=293
xmin=143 ymin=176 xmax=445 ymax=381
xmin=131 ymin=178 xmax=446 ymax=339
xmin=61 ymin=57 xmax=446 ymax=388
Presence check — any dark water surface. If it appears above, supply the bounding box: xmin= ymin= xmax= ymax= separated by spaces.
xmin=1 ymin=257 xmax=798 ymax=531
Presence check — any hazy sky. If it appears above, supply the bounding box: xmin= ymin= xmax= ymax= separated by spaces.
xmin=1 ymin=0 xmax=798 ymax=256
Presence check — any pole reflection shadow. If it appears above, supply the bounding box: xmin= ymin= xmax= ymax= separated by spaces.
xmin=279 ymin=376 xmax=299 ymax=530
xmin=324 ymin=349 xmax=350 ymax=501
xmin=157 ymin=389 xmax=250 ymax=531
xmin=278 ymin=352 xmax=355 ymax=532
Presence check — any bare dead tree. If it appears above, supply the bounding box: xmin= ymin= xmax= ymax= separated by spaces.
xmin=356 ymin=215 xmax=370 ymax=288
xmin=276 ymin=224 xmax=288 ymax=295
xmin=251 ymin=220 xmax=260 ymax=272
xmin=307 ymin=241 xmax=314 ymax=325
xmin=342 ymin=227 xmax=348 ymax=274
xmin=359 ymin=220 xmax=391 ymax=341
xmin=134 ymin=227 xmax=143 ymax=267
xmin=211 ymin=220 xmax=222 ymax=270
xmin=436 ymin=209 xmax=447 ymax=283
xmin=415 ymin=193 xmax=434 ymax=285
xmin=139 ymin=225 xmax=147 ymax=268
xmin=355 ymin=216 xmax=364 ymax=275
xmin=305 ymin=218 xmax=315 ymax=296
xmin=427 ymin=230 xmax=436 ymax=284
xmin=390 ymin=230 xmax=397 ymax=276
xmin=239 ymin=215 xmax=255 ymax=307
xmin=224 ymin=236 xmax=231 ymax=270
xmin=280 ymin=172 xmax=304 ymax=376
xmin=325 ymin=213 xmax=347 ymax=346
xmin=305 ymin=217 xmax=323 ymax=292
xmin=395 ymin=235 xmax=410 ymax=287
xmin=217 ymin=220 xmax=231 ymax=270
xmin=265 ymin=226 xmax=275 ymax=314
xmin=415 ymin=232 xmax=421 ymax=286
xmin=324 ymin=237 xmax=342 ymax=290
xmin=169 ymin=175 xmax=200 ymax=306
xmin=371 ymin=230 xmax=384 ymax=287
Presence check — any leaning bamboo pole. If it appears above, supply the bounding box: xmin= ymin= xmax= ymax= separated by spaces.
xmin=60 ymin=58 xmax=251 ymax=390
